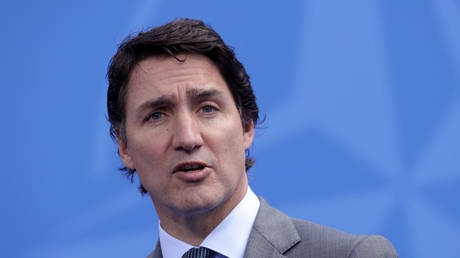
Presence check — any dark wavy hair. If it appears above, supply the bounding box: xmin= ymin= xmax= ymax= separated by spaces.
xmin=107 ymin=18 xmax=259 ymax=194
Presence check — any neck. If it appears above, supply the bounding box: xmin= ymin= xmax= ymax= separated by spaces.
xmin=156 ymin=177 xmax=248 ymax=246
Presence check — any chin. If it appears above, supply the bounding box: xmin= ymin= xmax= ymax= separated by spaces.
xmin=173 ymin=190 xmax=227 ymax=215
xmin=171 ymin=199 xmax=218 ymax=216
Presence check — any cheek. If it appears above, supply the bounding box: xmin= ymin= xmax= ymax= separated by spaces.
xmin=127 ymin=134 xmax=166 ymax=168
xmin=212 ymin=128 xmax=246 ymax=162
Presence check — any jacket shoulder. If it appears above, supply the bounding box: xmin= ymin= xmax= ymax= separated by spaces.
xmin=288 ymin=218 xmax=398 ymax=257
xmin=348 ymin=235 xmax=399 ymax=258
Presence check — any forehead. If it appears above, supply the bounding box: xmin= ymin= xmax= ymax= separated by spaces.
xmin=126 ymin=54 xmax=229 ymax=100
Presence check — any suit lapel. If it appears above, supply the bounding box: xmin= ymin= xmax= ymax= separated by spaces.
xmin=244 ymin=198 xmax=301 ymax=258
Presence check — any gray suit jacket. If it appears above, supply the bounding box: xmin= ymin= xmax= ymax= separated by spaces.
xmin=147 ymin=198 xmax=398 ymax=258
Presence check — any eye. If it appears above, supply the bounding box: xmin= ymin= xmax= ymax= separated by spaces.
xmin=200 ymin=105 xmax=217 ymax=113
xmin=146 ymin=112 xmax=164 ymax=121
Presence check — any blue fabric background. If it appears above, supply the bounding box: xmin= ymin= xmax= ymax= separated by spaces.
xmin=2 ymin=1 xmax=459 ymax=257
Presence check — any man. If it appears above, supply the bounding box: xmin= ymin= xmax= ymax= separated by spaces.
xmin=107 ymin=18 xmax=398 ymax=258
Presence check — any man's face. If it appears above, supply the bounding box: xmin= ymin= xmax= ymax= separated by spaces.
xmin=118 ymin=54 xmax=254 ymax=218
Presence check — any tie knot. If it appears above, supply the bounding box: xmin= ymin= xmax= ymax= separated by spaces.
xmin=182 ymin=247 xmax=215 ymax=258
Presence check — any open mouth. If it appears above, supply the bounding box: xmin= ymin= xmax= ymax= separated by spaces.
xmin=174 ymin=162 xmax=206 ymax=173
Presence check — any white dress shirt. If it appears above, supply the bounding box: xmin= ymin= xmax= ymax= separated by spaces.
xmin=158 ymin=186 xmax=260 ymax=258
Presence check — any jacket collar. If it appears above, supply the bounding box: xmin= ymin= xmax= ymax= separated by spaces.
xmin=243 ymin=197 xmax=301 ymax=258
xmin=147 ymin=241 xmax=161 ymax=258
xmin=148 ymin=197 xmax=301 ymax=258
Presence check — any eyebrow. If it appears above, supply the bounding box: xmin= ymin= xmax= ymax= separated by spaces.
xmin=187 ymin=88 xmax=222 ymax=101
xmin=135 ymin=88 xmax=223 ymax=118
xmin=135 ymin=95 xmax=175 ymax=119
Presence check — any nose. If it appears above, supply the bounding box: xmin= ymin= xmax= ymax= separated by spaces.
xmin=172 ymin=111 xmax=203 ymax=153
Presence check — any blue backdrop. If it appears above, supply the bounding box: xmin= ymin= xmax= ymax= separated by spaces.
xmin=2 ymin=1 xmax=459 ymax=257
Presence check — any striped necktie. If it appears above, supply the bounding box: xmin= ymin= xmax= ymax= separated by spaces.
xmin=182 ymin=247 xmax=216 ymax=258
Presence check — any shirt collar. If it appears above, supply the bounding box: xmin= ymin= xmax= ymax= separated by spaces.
xmin=159 ymin=186 xmax=260 ymax=258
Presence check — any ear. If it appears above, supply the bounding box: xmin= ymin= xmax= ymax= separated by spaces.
xmin=243 ymin=120 xmax=255 ymax=150
xmin=116 ymin=131 xmax=135 ymax=169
